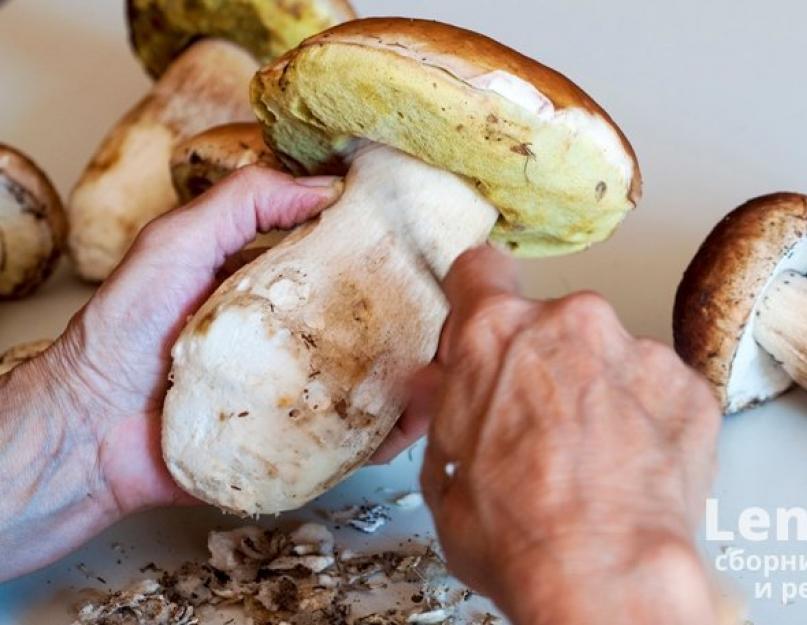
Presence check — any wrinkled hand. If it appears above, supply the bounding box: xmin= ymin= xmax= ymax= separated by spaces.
xmin=415 ymin=247 xmax=722 ymax=625
xmin=50 ymin=168 xmax=346 ymax=515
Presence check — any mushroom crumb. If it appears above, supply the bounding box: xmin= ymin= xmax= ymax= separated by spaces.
xmin=72 ymin=523 xmax=489 ymax=625
xmin=346 ymin=505 xmax=391 ymax=534
xmin=393 ymin=493 xmax=424 ymax=510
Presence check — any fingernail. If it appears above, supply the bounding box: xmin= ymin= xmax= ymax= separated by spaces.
xmin=296 ymin=175 xmax=343 ymax=190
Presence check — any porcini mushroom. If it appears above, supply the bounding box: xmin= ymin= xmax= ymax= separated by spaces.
xmin=674 ymin=193 xmax=807 ymax=414
xmin=0 ymin=145 xmax=66 ymax=298
xmin=163 ymin=18 xmax=642 ymax=515
xmin=0 ymin=339 xmax=52 ymax=375
xmin=171 ymin=123 xmax=281 ymax=204
xmin=68 ymin=0 xmax=356 ymax=282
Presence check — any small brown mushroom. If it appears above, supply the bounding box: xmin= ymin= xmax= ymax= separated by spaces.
xmin=170 ymin=123 xmax=282 ymax=204
xmin=674 ymin=192 xmax=807 ymax=413
xmin=68 ymin=0 xmax=356 ymax=282
xmin=0 ymin=145 xmax=65 ymax=299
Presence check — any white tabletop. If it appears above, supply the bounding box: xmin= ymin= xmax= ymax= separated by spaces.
xmin=1 ymin=0 xmax=806 ymax=623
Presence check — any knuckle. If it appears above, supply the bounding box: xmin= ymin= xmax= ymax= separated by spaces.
xmin=228 ymin=164 xmax=265 ymax=187
xmin=133 ymin=218 xmax=168 ymax=249
xmin=553 ymin=291 xmax=617 ymax=327
xmin=635 ymin=337 xmax=675 ymax=362
xmin=462 ymin=293 xmax=531 ymax=335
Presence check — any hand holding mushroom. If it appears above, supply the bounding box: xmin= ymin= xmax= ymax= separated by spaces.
xmin=675 ymin=193 xmax=807 ymax=413
xmin=162 ymin=18 xmax=642 ymax=515
xmin=0 ymin=164 xmax=346 ymax=581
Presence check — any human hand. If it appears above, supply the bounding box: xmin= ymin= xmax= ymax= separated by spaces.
xmin=415 ymin=246 xmax=723 ymax=625
xmin=50 ymin=168 xmax=344 ymax=515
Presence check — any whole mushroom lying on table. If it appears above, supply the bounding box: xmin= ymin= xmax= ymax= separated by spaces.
xmin=0 ymin=144 xmax=65 ymax=298
xmin=675 ymin=192 xmax=807 ymax=413
xmin=163 ymin=18 xmax=642 ymax=516
xmin=67 ymin=0 xmax=355 ymax=281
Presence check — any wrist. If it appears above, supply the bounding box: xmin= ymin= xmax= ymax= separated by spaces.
xmin=0 ymin=345 xmax=123 ymax=578
xmin=48 ymin=320 xmax=181 ymax=515
xmin=495 ymin=531 xmax=717 ymax=625
xmin=23 ymin=340 xmax=123 ymax=522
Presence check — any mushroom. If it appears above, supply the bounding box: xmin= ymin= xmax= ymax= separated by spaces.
xmin=0 ymin=339 xmax=52 ymax=376
xmin=67 ymin=0 xmax=356 ymax=282
xmin=171 ymin=123 xmax=281 ymax=204
xmin=163 ymin=18 xmax=642 ymax=515
xmin=674 ymin=192 xmax=807 ymax=414
xmin=171 ymin=123 xmax=290 ymax=255
xmin=0 ymin=145 xmax=65 ymax=298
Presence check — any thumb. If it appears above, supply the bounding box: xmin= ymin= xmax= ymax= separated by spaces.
xmin=370 ymin=364 xmax=445 ymax=464
xmin=442 ymin=245 xmax=520 ymax=316
xmin=438 ymin=245 xmax=523 ymax=363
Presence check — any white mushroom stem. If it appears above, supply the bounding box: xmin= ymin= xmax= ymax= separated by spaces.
xmin=754 ymin=270 xmax=807 ymax=388
xmin=68 ymin=39 xmax=257 ymax=281
xmin=163 ymin=144 xmax=499 ymax=514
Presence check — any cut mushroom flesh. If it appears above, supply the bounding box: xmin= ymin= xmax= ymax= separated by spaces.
xmin=754 ymin=270 xmax=807 ymax=389
xmin=163 ymin=144 xmax=498 ymax=515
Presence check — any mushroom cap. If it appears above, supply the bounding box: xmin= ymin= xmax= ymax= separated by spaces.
xmin=171 ymin=122 xmax=284 ymax=203
xmin=0 ymin=339 xmax=52 ymax=376
xmin=250 ymin=18 xmax=642 ymax=257
xmin=127 ymin=0 xmax=357 ymax=79
xmin=0 ymin=145 xmax=66 ymax=299
xmin=674 ymin=193 xmax=807 ymax=413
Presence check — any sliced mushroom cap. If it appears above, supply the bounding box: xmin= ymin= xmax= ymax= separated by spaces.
xmin=171 ymin=123 xmax=283 ymax=204
xmin=0 ymin=339 xmax=52 ymax=375
xmin=128 ymin=0 xmax=358 ymax=79
xmin=0 ymin=145 xmax=65 ymax=299
xmin=252 ymin=17 xmax=642 ymax=256
xmin=674 ymin=193 xmax=807 ymax=413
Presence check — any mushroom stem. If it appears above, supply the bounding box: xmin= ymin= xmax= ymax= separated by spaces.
xmin=754 ymin=270 xmax=807 ymax=388
xmin=163 ymin=144 xmax=499 ymax=514
xmin=68 ymin=39 xmax=257 ymax=281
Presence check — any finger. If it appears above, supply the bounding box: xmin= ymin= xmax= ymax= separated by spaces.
xmin=370 ymin=365 xmax=445 ymax=464
xmin=133 ymin=166 xmax=342 ymax=274
xmin=438 ymin=246 xmax=527 ymax=364
xmin=442 ymin=245 xmax=520 ymax=315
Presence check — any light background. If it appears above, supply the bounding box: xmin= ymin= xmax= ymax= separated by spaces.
xmin=0 ymin=0 xmax=806 ymax=623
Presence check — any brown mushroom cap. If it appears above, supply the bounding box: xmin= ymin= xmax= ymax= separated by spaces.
xmin=0 ymin=145 xmax=66 ymax=299
xmin=127 ymin=0 xmax=357 ymax=79
xmin=251 ymin=18 xmax=642 ymax=257
xmin=674 ymin=193 xmax=807 ymax=413
xmin=171 ymin=123 xmax=284 ymax=203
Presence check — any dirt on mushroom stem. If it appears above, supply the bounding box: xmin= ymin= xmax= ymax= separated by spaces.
xmin=163 ymin=143 xmax=499 ymax=515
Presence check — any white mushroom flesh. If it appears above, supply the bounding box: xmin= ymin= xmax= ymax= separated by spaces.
xmin=469 ymin=71 xmax=635 ymax=184
xmin=163 ymin=144 xmax=498 ymax=514
xmin=754 ymin=269 xmax=807 ymax=389
xmin=727 ymin=239 xmax=807 ymax=411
